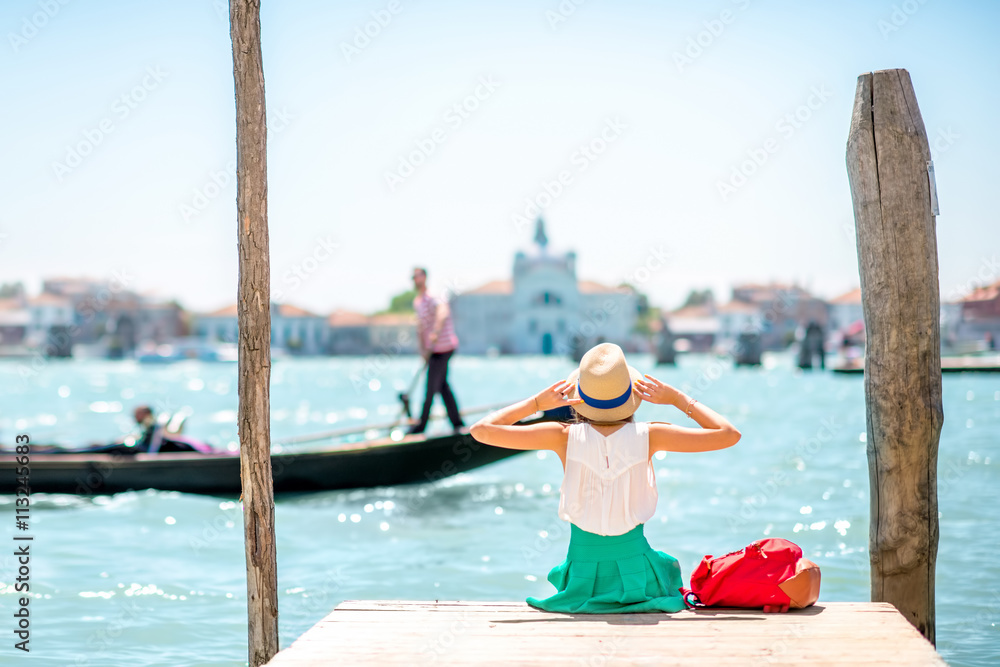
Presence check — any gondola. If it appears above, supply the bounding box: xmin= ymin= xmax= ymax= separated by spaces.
xmin=0 ymin=408 xmax=569 ymax=496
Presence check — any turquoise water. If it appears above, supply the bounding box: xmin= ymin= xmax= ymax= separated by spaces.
xmin=0 ymin=354 xmax=996 ymax=666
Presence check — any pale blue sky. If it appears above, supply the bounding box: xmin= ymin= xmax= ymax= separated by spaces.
xmin=1 ymin=0 xmax=997 ymax=314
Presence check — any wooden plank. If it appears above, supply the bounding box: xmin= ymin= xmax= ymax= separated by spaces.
xmin=265 ymin=601 xmax=945 ymax=666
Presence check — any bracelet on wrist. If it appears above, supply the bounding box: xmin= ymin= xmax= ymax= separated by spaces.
xmin=685 ymin=398 xmax=698 ymax=416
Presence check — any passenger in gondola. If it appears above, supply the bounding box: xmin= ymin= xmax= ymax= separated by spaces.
xmin=80 ymin=405 xmax=212 ymax=455
xmin=132 ymin=405 xmax=166 ymax=453
xmin=129 ymin=405 xmax=213 ymax=453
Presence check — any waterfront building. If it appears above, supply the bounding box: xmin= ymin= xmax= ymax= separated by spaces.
xmin=328 ymin=310 xmax=373 ymax=355
xmin=327 ymin=311 xmax=418 ymax=355
xmin=451 ymin=218 xmax=638 ymax=355
xmin=954 ymin=279 xmax=1000 ymax=350
xmin=715 ymin=299 xmax=762 ymax=352
xmin=368 ymin=313 xmax=419 ymax=354
xmin=664 ymin=303 xmax=719 ymax=352
xmin=195 ymin=302 xmax=329 ymax=355
xmin=42 ymin=276 xmax=140 ymax=352
xmin=826 ymin=287 xmax=864 ymax=336
xmin=730 ymin=282 xmax=828 ymax=350
xmin=0 ymin=297 xmax=31 ymax=354
xmin=25 ymin=292 xmax=75 ymax=355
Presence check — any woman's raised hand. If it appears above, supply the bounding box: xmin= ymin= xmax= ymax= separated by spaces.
xmin=532 ymin=380 xmax=584 ymax=412
xmin=634 ymin=375 xmax=683 ymax=406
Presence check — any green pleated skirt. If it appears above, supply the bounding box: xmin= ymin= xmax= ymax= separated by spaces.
xmin=526 ymin=523 xmax=687 ymax=614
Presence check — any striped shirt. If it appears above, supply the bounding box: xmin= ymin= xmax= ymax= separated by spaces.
xmin=414 ymin=291 xmax=459 ymax=353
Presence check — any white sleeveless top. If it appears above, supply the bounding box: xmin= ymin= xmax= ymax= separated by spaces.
xmin=557 ymin=422 xmax=658 ymax=536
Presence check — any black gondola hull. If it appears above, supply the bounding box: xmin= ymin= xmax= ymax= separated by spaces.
xmin=0 ymin=433 xmax=523 ymax=496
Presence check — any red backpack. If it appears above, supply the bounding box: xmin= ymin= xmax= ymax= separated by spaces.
xmin=681 ymin=538 xmax=821 ymax=613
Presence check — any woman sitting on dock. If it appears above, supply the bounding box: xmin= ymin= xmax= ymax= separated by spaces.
xmin=471 ymin=343 xmax=741 ymax=613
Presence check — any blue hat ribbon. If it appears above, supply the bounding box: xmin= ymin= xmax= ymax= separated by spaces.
xmin=577 ymin=382 xmax=632 ymax=410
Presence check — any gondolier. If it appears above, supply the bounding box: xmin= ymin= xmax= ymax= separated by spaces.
xmin=408 ymin=267 xmax=464 ymax=435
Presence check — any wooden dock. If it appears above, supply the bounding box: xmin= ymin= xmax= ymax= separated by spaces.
xmin=265 ymin=600 xmax=946 ymax=666
xmin=832 ymin=354 xmax=1000 ymax=374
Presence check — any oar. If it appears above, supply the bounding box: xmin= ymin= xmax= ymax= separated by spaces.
xmin=0 ymin=401 xmax=536 ymax=452
xmin=272 ymin=401 xmax=514 ymax=446
xmin=397 ymin=360 xmax=428 ymax=420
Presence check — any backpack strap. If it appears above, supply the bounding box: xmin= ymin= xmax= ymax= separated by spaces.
xmin=680 ymin=587 xmax=703 ymax=609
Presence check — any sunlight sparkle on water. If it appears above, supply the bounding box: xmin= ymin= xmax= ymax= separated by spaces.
xmin=79 ymin=591 xmax=115 ymax=599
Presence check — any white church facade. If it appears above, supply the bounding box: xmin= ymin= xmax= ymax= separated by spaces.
xmin=451 ymin=219 xmax=639 ymax=355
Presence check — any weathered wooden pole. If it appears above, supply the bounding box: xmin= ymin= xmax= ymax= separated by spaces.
xmin=229 ymin=0 xmax=278 ymax=664
xmin=846 ymin=68 xmax=944 ymax=643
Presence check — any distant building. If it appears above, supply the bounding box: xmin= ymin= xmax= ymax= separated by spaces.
xmin=38 ymin=276 xmax=182 ymax=357
xmin=826 ymin=287 xmax=864 ymax=335
xmin=195 ymin=304 xmax=238 ymax=344
xmin=955 ymin=279 xmax=1000 ymax=350
xmin=328 ymin=310 xmax=373 ymax=355
xmin=715 ymin=299 xmax=761 ymax=351
xmin=452 ymin=218 xmax=639 ymax=355
xmin=730 ymin=282 xmax=828 ymax=350
xmin=327 ymin=310 xmax=418 ymax=355
xmin=959 ymin=279 xmax=1000 ymax=320
xmin=0 ymin=297 xmax=31 ymax=351
xmin=665 ymin=304 xmax=719 ymax=352
xmin=25 ymin=293 xmax=75 ymax=354
xmin=136 ymin=299 xmax=187 ymax=344
xmin=453 ymin=280 xmax=514 ymax=354
xmin=195 ymin=302 xmax=329 ymax=355
xmin=368 ymin=313 xmax=418 ymax=354
xmin=42 ymin=276 xmax=125 ymax=335
xmin=274 ymin=303 xmax=328 ymax=355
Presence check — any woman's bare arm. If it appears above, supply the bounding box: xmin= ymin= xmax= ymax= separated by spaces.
xmin=634 ymin=375 xmax=741 ymax=453
xmin=469 ymin=381 xmax=582 ymax=459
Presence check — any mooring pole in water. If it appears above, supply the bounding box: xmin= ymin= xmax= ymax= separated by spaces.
xmin=229 ymin=0 xmax=279 ymax=664
xmin=846 ymin=68 xmax=944 ymax=643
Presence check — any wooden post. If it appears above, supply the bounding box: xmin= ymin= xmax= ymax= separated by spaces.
xmin=846 ymin=69 xmax=944 ymax=643
xmin=229 ymin=1 xmax=278 ymax=664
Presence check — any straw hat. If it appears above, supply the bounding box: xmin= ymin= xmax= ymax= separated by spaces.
xmin=566 ymin=343 xmax=643 ymax=422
